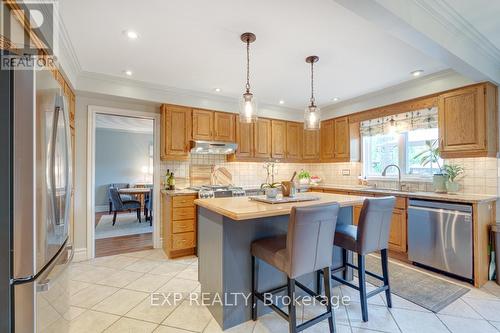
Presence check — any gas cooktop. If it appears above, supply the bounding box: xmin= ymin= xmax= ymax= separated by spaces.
xmin=188 ymin=185 xmax=246 ymax=198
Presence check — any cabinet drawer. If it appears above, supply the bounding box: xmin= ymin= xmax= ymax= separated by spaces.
xmin=394 ymin=197 xmax=406 ymax=210
xmin=171 ymin=232 xmax=196 ymax=250
xmin=172 ymin=219 xmax=195 ymax=234
xmin=173 ymin=196 xmax=196 ymax=208
xmin=173 ymin=207 xmax=196 ymax=220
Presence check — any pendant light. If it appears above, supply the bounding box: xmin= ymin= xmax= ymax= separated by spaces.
xmin=304 ymin=55 xmax=321 ymax=131
xmin=239 ymin=32 xmax=258 ymax=123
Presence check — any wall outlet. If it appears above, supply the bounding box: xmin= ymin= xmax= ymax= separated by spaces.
xmin=342 ymin=169 xmax=350 ymax=176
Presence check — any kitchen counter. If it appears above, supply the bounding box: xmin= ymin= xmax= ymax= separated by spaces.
xmin=160 ymin=188 xmax=198 ymax=196
xmin=311 ymin=184 xmax=497 ymax=204
xmin=194 ymin=192 xmax=366 ymax=220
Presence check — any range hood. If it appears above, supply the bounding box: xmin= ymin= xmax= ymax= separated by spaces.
xmin=190 ymin=140 xmax=238 ymax=154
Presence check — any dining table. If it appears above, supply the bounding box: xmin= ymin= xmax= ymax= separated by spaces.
xmin=118 ymin=187 xmax=151 ymax=210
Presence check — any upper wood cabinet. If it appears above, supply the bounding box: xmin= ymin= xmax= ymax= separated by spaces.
xmin=286 ymin=122 xmax=302 ymax=161
xmin=192 ymin=109 xmax=235 ymax=142
xmin=302 ymin=129 xmax=320 ymax=161
xmin=161 ymin=104 xmax=192 ymax=160
xmin=255 ymin=118 xmax=272 ymax=158
xmin=214 ymin=112 xmax=235 ymax=142
xmin=334 ymin=117 xmax=350 ymax=160
xmin=438 ymin=83 xmax=498 ymax=158
xmin=320 ymin=119 xmax=335 ymax=161
xmin=271 ymin=120 xmax=287 ymax=159
xmin=192 ymin=109 xmax=214 ymax=141
xmin=234 ymin=116 xmax=254 ymax=158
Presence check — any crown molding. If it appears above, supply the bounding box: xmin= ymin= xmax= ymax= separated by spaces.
xmin=55 ymin=9 xmax=82 ymax=87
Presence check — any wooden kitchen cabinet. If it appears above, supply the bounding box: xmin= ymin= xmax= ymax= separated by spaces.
xmin=438 ymin=83 xmax=498 ymax=158
xmin=271 ymin=120 xmax=287 ymax=159
xmin=388 ymin=208 xmax=407 ymax=253
xmin=320 ymin=119 xmax=335 ymax=161
xmin=255 ymin=118 xmax=272 ymax=158
xmin=192 ymin=109 xmax=214 ymax=141
xmin=302 ymin=129 xmax=320 ymax=161
xmin=160 ymin=104 xmax=192 ymax=160
xmin=234 ymin=116 xmax=254 ymax=158
xmin=334 ymin=117 xmax=350 ymax=160
xmin=214 ymin=112 xmax=235 ymax=142
xmin=286 ymin=122 xmax=302 ymax=160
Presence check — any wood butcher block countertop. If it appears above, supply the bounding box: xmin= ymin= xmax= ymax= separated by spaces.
xmin=194 ymin=192 xmax=367 ymax=221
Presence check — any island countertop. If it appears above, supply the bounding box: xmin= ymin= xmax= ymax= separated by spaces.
xmin=194 ymin=192 xmax=367 ymax=220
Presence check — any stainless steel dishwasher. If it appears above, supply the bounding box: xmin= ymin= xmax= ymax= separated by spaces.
xmin=408 ymin=199 xmax=473 ymax=281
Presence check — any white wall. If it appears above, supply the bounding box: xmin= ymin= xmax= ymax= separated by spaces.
xmin=73 ymin=92 xmax=159 ymax=251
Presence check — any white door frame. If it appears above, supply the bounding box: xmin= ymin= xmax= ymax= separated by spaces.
xmin=87 ymin=105 xmax=161 ymax=259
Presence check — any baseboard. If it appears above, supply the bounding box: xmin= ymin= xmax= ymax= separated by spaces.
xmin=73 ymin=247 xmax=89 ymax=262
xmin=95 ymin=205 xmax=109 ymax=213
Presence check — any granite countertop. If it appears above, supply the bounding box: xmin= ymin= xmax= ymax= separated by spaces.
xmin=311 ymin=184 xmax=497 ymax=204
xmin=194 ymin=192 xmax=367 ymax=220
xmin=161 ymin=188 xmax=198 ymax=196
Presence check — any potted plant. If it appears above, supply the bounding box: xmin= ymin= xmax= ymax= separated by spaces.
xmin=414 ymin=139 xmax=446 ymax=193
xmin=261 ymin=182 xmax=281 ymax=199
xmin=442 ymin=164 xmax=464 ymax=193
xmin=298 ymin=169 xmax=311 ymax=185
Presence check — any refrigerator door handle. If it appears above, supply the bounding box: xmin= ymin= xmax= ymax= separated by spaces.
xmin=36 ymin=243 xmax=73 ymax=292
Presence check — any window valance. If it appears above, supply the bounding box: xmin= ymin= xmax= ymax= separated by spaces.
xmin=360 ymin=107 xmax=438 ymax=136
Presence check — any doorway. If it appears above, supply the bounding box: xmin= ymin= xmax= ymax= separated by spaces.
xmin=87 ymin=106 xmax=161 ymax=258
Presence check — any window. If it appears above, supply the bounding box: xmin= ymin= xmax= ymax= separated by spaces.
xmin=363 ymin=127 xmax=441 ymax=178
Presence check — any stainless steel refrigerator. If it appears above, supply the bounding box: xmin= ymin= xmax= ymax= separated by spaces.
xmin=1 ymin=60 xmax=73 ymax=332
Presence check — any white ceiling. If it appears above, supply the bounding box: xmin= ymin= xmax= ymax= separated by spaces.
xmin=444 ymin=0 xmax=500 ymax=51
xmin=59 ymin=0 xmax=447 ymax=110
xmin=96 ymin=114 xmax=153 ymax=134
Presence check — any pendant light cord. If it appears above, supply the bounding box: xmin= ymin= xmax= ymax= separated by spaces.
xmin=310 ymin=61 xmax=315 ymax=107
xmin=246 ymin=39 xmax=251 ymax=93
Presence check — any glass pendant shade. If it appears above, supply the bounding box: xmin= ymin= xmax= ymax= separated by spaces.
xmin=304 ymin=104 xmax=321 ymax=130
xmin=239 ymin=92 xmax=258 ymax=123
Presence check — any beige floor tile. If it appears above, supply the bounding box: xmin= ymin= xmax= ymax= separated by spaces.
xmin=169 ymin=255 xmax=198 ymax=265
xmin=156 ymin=277 xmax=200 ymax=298
xmin=303 ymin=321 xmax=351 ymax=333
xmin=124 ymin=259 xmax=163 ymax=273
xmin=347 ymin=303 xmax=399 ymax=333
xmin=92 ymin=289 xmax=149 ymax=315
xmin=96 ymin=269 xmax=144 ymax=288
xmin=85 ymin=255 xmax=140 ymax=269
xmin=62 ymin=306 xmax=86 ymax=321
xmin=154 ymin=325 xmax=193 ymax=333
xmin=253 ymin=312 xmax=291 ymax=333
xmin=67 ymin=309 xmax=119 ymax=333
xmin=68 ymin=280 xmax=93 ymax=296
xmin=481 ymin=282 xmax=500 ymax=298
xmin=104 ymin=317 xmax=158 ymax=333
xmin=462 ymin=287 xmax=499 ymax=300
xmin=149 ymin=262 xmax=189 ymax=276
xmin=125 ymin=273 xmax=174 ymax=292
xmin=122 ymin=249 xmax=157 ymax=258
xmin=340 ymin=285 xmax=386 ymax=306
xmin=68 ymin=264 xmax=120 ymax=283
xmin=383 ymin=294 xmax=430 ymax=312
xmin=175 ymin=265 xmax=198 ymax=281
xmin=40 ymin=317 xmax=70 ymax=333
xmin=203 ymin=318 xmax=256 ymax=333
xmin=438 ymin=314 xmax=498 ymax=333
xmin=146 ymin=249 xmax=171 ymax=261
xmin=462 ymin=298 xmax=500 ymax=321
xmin=69 ymin=284 xmax=119 ymax=308
xmin=389 ymin=308 xmax=448 ymax=333
xmin=126 ymin=296 xmax=179 ymax=324
xmin=438 ymin=298 xmax=482 ymax=319
xmin=162 ymin=301 xmax=213 ymax=332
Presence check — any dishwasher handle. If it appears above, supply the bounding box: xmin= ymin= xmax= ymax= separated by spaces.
xmin=408 ymin=199 xmax=472 ymax=213
xmin=408 ymin=205 xmax=473 ymax=219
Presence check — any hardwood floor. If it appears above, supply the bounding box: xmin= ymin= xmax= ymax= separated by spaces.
xmin=95 ymin=211 xmax=153 ymax=258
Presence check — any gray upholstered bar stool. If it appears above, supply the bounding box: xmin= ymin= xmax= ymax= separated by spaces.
xmin=331 ymin=197 xmax=395 ymax=322
xmin=251 ymin=203 xmax=340 ymax=333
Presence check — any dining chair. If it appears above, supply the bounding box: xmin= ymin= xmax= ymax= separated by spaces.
xmin=108 ymin=187 xmax=142 ymax=225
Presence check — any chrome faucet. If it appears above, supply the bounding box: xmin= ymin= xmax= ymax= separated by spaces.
xmin=382 ymin=164 xmax=403 ymax=191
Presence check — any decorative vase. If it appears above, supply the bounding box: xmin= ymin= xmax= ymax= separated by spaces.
xmin=299 ymin=178 xmax=310 ymax=185
xmin=265 ymin=188 xmax=278 ymax=199
xmin=433 ymin=174 xmax=447 ymax=193
xmin=446 ymin=181 xmax=459 ymax=193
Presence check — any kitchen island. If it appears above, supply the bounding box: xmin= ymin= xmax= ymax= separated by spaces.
xmin=195 ymin=192 xmax=367 ymax=330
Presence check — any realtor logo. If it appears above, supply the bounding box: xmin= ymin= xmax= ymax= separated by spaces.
xmin=1 ymin=0 xmax=58 ymax=69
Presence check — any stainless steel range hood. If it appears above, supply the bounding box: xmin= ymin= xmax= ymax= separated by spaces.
xmin=190 ymin=140 xmax=238 ymax=154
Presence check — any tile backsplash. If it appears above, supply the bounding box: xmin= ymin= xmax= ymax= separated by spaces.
xmin=160 ymin=155 xmax=498 ymax=195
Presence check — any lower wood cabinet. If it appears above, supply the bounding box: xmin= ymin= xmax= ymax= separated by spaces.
xmin=388 ymin=208 xmax=407 ymax=253
xmin=161 ymin=193 xmax=197 ymax=258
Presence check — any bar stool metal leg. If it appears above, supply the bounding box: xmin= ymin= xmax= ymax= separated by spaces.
xmin=251 ymin=255 xmax=259 ymax=321
xmin=381 ymin=249 xmax=392 ymax=308
xmin=322 ymin=267 xmax=336 ymax=333
xmin=287 ymin=277 xmax=297 ymax=333
xmin=357 ymin=254 xmax=369 ymax=322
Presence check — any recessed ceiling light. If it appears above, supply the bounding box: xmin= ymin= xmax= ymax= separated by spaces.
xmin=279 ymin=100 xmax=285 ymax=105
xmin=411 ymin=69 xmax=424 ymax=77
xmin=214 ymin=88 xmax=221 ymax=92
xmin=124 ymin=30 xmax=139 ymax=40
xmin=332 ymin=97 xmax=339 ymax=102
xmin=124 ymin=70 xmax=133 ymax=76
